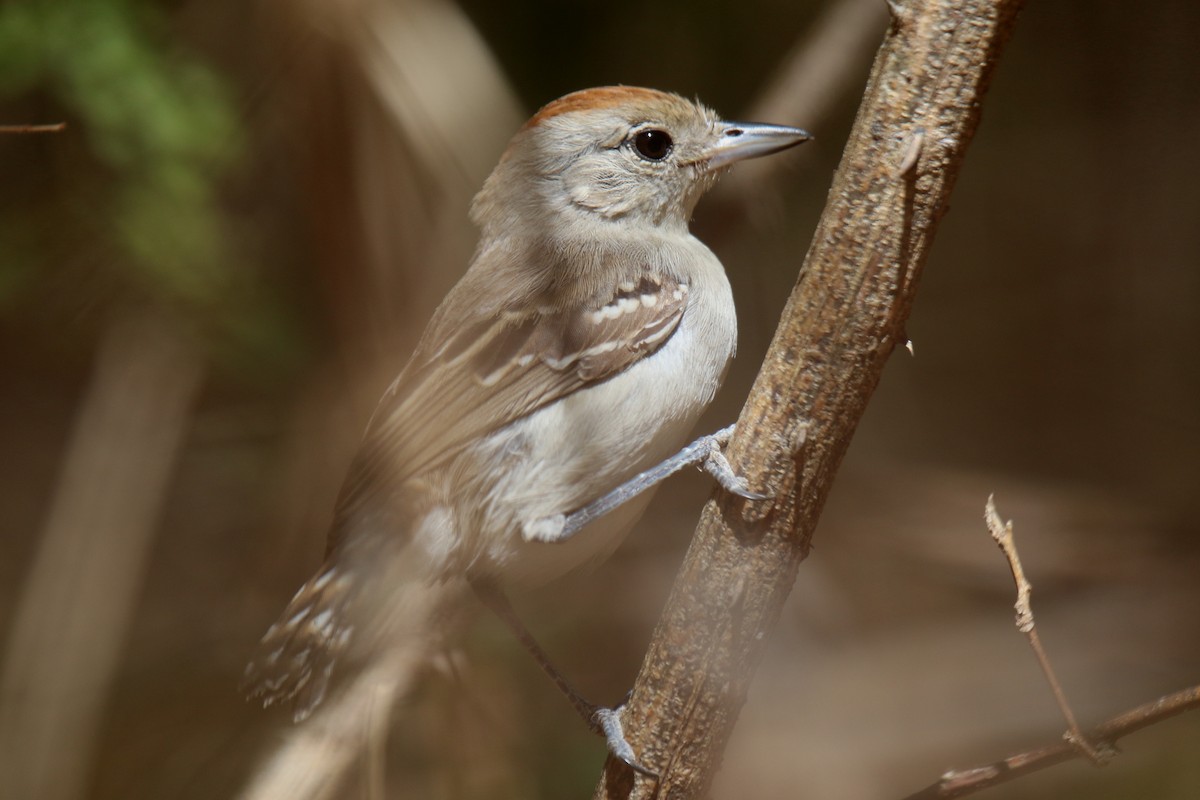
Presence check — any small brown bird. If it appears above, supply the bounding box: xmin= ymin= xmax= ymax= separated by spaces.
xmin=244 ymin=86 xmax=808 ymax=769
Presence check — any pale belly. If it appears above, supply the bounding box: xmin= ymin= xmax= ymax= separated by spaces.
xmin=459 ymin=307 xmax=734 ymax=587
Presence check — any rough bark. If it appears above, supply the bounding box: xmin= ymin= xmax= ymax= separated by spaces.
xmin=594 ymin=1 xmax=1027 ymax=797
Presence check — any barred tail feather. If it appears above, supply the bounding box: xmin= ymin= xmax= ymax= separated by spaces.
xmin=242 ymin=562 xmax=356 ymax=721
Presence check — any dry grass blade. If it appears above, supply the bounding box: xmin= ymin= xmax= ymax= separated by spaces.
xmin=0 ymin=315 xmax=202 ymax=800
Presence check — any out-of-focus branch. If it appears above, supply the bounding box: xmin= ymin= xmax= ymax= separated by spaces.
xmin=901 ymin=685 xmax=1200 ymax=800
xmin=594 ymin=2 xmax=1027 ymax=797
xmin=240 ymin=2 xmax=522 ymax=798
xmin=286 ymin=0 xmax=521 ymax=349
xmin=721 ymin=0 xmax=889 ymax=203
xmin=0 ymin=122 xmax=66 ymax=133
xmin=0 ymin=314 xmax=203 ymax=800
xmin=259 ymin=0 xmax=525 ymax=554
xmin=238 ymin=647 xmax=422 ymax=800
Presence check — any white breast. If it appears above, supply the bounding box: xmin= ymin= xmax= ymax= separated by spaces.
xmin=451 ymin=240 xmax=737 ymax=587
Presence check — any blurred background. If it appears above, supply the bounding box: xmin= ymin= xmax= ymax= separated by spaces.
xmin=1 ymin=0 xmax=1197 ymax=798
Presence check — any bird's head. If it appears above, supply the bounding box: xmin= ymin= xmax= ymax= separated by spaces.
xmin=471 ymin=86 xmax=810 ymax=238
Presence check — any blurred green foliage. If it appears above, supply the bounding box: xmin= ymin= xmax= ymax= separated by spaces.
xmin=0 ymin=0 xmax=302 ymax=378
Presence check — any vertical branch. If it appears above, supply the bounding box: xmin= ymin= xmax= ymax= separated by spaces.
xmin=0 ymin=314 xmax=203 ymax=800
xmin=594 ymin=1 xmax=1027 ymax=797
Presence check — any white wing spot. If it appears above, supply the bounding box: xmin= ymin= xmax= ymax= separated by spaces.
xmin=290 ymin=669 xmax=311 ymax=694
xmin=479 ymin=366 xmax=509 ymax=387
xmin=640 ymin=324 xmax=675 ymax=348
xmin=641 ymin=293 xmax=658 ymax=307
xmin=581 ymin=341 xmax=620 ymax=358
xmin=543 ymin=353 xmax=575 ymax=369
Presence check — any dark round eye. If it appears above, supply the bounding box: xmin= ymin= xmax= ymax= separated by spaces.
xmin=633 ymin=129 xmax=673 ymax=161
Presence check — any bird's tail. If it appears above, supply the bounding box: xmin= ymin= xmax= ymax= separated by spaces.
xmin=242 ymin=540 xmax=466 ymax=724
xmin=242 ymin=562 xmax=358 ymax=721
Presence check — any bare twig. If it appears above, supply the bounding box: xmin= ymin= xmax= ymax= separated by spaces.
xmin=901 ymin=684 xmax=1200 ymax=800
xmin=984 ymin=495 xmax=1105 ymax=763
xmin=0 ymin=122 xmax=66 ymax=134
xmin=593 ymin=2 xmax=1027 ymax=797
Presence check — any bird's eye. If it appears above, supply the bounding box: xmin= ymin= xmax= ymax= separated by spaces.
xmin=632 ymin=129 xmax=673 ymax=161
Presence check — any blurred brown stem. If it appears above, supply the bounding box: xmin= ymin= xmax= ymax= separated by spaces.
xmin=237 ymin=643 xmax=423 ymax=800
xmin=901 ymin=685 xmax=1200 ymax=799
xmin=721 ymin=0 xmax=889 ymax=202
xmin=593 ymin=1 xmax=1027 ymax=797
xmin=0 ymin=313 xmax=202 ymax=800
xmin=0 ymin=122 xmax=66 ymax=133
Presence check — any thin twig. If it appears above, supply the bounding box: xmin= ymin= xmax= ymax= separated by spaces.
xmin=901 ymin=684 xmax=1200 ymax=800
xmin=985 ymin=495 xmax=1106 ymax=764
xmin=0 ymin=122 xmax=66 ymax=134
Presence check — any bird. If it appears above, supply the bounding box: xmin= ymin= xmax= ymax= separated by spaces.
xmin=243 ymin=85 xmax=809 ymax=770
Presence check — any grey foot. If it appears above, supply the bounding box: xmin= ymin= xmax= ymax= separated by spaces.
xmin=702 ymin=427 xmax=769 ymax=501
xmin=526 ymin=424 xmax=768 ymax=544
xmin=522 ymin=514 xmax=566 ymax=542
xmin=593 ymin=705 xmax=658 ymax=778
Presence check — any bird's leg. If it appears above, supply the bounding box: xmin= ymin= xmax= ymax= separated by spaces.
xmin=522 ymin=424 xmax=767 ymax=543
xmin=469 ymin=580 xmax=657 ymax=778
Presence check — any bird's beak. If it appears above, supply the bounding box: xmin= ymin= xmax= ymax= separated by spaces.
xmin=704 ymin=122 xmax=812 ymax=170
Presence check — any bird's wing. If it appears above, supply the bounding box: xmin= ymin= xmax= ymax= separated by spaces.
xmin=329 ymin=271 xmax=690 ymax=543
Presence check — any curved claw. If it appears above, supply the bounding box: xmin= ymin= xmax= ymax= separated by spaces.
xmin=703 ymin=445 xmax=769 ymax=502
xmin=594 ymin=707 xmax=659 ymax=779
xmin=728 ymin=482 xmax=773 ymax=502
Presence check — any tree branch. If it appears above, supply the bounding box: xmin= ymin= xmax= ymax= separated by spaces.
xmin=593 ymin=1 xmax=1027 ymax=797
